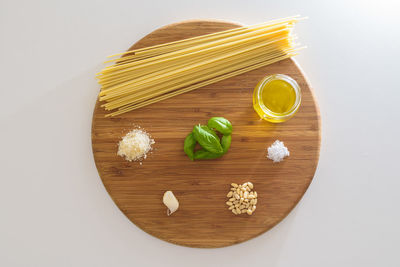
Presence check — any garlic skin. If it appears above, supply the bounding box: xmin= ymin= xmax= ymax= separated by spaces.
xmin=163 ymin=191 xmax=179 ymax=216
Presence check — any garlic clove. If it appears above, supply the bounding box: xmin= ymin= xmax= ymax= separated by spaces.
xmin=163 ymin=191 xmax=179 ymax=216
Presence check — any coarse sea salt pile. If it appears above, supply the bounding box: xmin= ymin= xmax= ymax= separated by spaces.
xmin=267 ymin=140 xmax=290 ymax=163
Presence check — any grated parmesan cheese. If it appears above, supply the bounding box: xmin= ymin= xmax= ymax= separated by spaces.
xmin=117 ymin=129 xmax=155 ymax=162
xmin=267 ymin=140 xmax=289 ymax=163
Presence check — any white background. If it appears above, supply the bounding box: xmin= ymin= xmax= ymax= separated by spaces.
xmin=1 ymin=0 xmax=399 ymax=266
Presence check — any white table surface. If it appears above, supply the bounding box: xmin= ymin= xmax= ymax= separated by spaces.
xmin=1 ymin=0 xmax=399 ymax=266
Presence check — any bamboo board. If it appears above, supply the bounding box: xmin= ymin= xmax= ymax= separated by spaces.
xmin=91 ymin=20 xmax=321 ymax=248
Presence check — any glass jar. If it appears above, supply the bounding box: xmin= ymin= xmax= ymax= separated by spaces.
xmin=253 ymin=74 xmax=301 ymax=123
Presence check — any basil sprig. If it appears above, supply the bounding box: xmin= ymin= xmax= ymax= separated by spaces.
xmin=183 ymin=117 xmax=233 ymax=160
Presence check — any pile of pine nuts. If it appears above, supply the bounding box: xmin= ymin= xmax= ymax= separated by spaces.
xmin=226 ymin=182 xmax=257 ymax=215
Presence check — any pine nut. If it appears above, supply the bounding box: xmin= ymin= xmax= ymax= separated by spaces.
xmin=226 ymin=182 xmax=257 ymax=216
xmin=248 ymin=182 xmax=254 ymax=189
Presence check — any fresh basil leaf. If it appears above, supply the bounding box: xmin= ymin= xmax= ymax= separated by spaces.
xmin=194 ymin=149 xmax=223 ymax=160
xmin=199 ymin=125 xmax=219 ymax=140
xmin=207 ymin=117 xmax=232 ymax=135
xmin=183 ymin=133 xmax=196 ymax=161
xmin=221 ymin=134 xmax=232 ymax=154
xmin=192 ymin=125 xmax=223 ymax=154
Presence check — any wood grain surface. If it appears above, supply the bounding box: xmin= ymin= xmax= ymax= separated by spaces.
xmin=91 ymin=20 xmax=321 ymax=248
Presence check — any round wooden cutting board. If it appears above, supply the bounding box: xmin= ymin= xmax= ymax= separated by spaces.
xmin=91 ymin=20 xmax=321 ymax=248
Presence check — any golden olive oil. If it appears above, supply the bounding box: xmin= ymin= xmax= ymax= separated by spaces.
xmin=253 ymin=74 xmax=301 ymax=123
xmin=261 ymin=79 xmax=296 ymax=113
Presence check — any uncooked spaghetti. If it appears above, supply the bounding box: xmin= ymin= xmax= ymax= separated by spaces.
xmin=97 ymin=16 xmax=304 ymax=117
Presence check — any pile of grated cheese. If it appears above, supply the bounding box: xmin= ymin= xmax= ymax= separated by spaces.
xmin=117 ymin=129 xmax=155 ymax=162
xmin=267 ymin=140 xmax=290 ymax=163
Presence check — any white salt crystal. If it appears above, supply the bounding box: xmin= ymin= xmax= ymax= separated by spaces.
xmin=267 ymin=140 xmax=290 ymax=163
